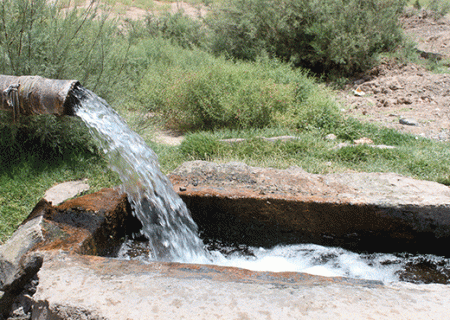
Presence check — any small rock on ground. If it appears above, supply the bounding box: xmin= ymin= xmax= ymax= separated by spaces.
xmin=43 ymin=180 xmax=89 ymax=206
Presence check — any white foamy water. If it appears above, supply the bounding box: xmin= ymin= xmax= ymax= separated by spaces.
xmin=118 ymin=240 xmax=404 ymax=282
xmin=73 ymin=87 xmax=208 ymax=262
xmin=208 ymin=244 xmax=403 ymax=282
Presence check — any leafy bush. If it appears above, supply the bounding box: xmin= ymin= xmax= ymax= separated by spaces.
xmin=0 ymin=0 xmax=135 ymax=154
xmin=157 ymin=65 xmax=293 ymax=131
xmin=144 ymin=12 xmax=207 ymax=49
xmin=130 ymin=46 xmax=338 ymax=132
xmin=0 ymin=111 xmax=97 ymax=161
xmin=0 ymin=0 xmax=128 ymax=97
xmin=426 ymin=0 xmax=450 ymax=18
xmin=206 ymin=0 xmax=406 ymax=75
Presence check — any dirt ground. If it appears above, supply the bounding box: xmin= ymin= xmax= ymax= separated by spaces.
xmin=341 ymin=11 xmax=450 ymax=141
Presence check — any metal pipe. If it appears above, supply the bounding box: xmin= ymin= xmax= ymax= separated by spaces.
xmin=0 ymin=75 xmax=80 ymax=117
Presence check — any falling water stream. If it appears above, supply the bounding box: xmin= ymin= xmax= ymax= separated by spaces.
xmin=73 ymin=86 xmax=208 ymax=262
xmin=73 ymin=86 xmax=450 ymax=284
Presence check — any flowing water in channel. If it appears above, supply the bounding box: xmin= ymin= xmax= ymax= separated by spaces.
xmin=118 ymin=239 xmax=450 ymax=284
xmin=73 ymin=86 xmax=450 ymax=284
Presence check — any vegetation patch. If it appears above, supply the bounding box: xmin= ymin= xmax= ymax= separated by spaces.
xmin=206 ymin=0 xmax=406 ymax=75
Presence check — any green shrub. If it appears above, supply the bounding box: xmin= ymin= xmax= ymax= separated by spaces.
xmin=158 ymin=64 xmax=293 ymax=131
xmin=0 ymin=111 xmax=97 ymax=163
xmin=0 ymin=0 xmax=136 ymax=154
xmin=130 ymin=47 xmax=337 ymax=133
xmin=206 ymin=0 xmax=406 ymax=75
xmin=426 ymin=0 xmax=450 ymax=18
xmin=0 ymin=0 xmax=129 ymax=97
xmin=205 ymin=0 xmax=278 ymax=61
xmin=144 ymin=12 xmax=207 ymax=49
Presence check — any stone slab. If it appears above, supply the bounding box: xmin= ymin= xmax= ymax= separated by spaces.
xmin=31 ymin=251 xmax=450 ymax=320
xmin=169 ymin=161 xmax=450 ymax=255
xmin=38 ymin=188 xmax=141 ymax=256
xmin=169 ymin=160 xmax=450 ymax=209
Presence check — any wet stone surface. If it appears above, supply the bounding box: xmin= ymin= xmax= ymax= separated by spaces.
xmin=170 ymin=161 xmax=450 ymax=256
xmin=2 ymin=161 xmax=450 ymax=318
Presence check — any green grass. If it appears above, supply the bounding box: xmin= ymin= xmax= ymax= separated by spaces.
xmin=0 ymin=151 xmax=120 ymax=244
xmin=176 ymin=126 xmax=450 ymax=181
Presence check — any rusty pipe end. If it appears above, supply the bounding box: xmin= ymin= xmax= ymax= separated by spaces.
xmin=0 ymin=75 xmax=81 ymax=117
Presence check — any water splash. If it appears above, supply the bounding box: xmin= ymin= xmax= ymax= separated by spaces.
xmin=119 ymin=238 xmax=450 ymax=284
xmin=208 ymin=244 xmax=403 ymax=283
xmin=73 ymin=86 xmax=207 ymax=262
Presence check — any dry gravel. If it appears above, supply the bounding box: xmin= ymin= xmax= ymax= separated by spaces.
xmin=340 ymin=12 xmax=450 ymax=141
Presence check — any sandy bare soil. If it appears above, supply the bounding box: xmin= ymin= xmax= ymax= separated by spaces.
xmin=341 ymin=11 xmax=450 ymax=141
xmin=70 ymin=0 xmax=206 ymax=20
xmin=116 ymin=1 xmax=206 ymax=20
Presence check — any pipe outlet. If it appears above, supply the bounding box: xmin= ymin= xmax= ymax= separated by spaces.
xmin=0 ymin=75 xmax=80 ymax=117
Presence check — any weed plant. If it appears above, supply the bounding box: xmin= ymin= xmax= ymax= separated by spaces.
xmin=0 ymin=0 xmax=126 ymax=94
xmin=129 ymin=48 xmax=337 ymax=132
